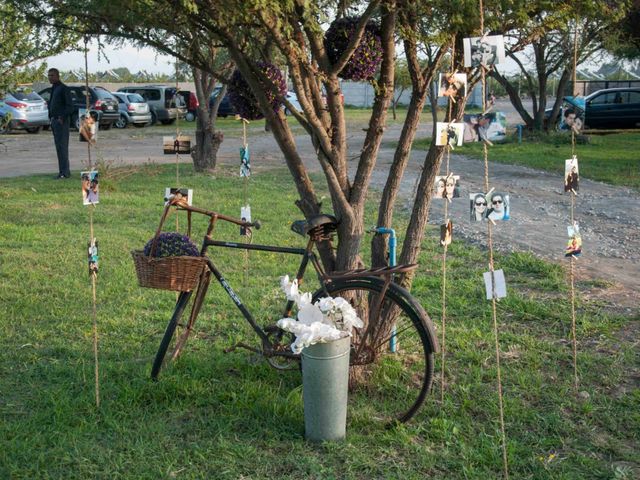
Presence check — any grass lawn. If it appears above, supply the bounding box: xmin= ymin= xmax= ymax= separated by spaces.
xmin=0 ymin=165 xmax=637 ymax=479
xmin=412 ymin=131 xmax=640 ymax=190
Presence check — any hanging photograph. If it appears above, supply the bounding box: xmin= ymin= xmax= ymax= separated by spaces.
xmin=240 ymin=145 xmax=251 ymax=177
xmin=565 ymin=223 xmax=582 ymax=257
xmin=163 ymin=135 xmax=192 ymax=154
xmin=463 ymin=112 xmax=507 ymax=143
xmin=440 ymin=220 xmax=453 ymax=246
xmin=438 ymin=73 xmax=467 ymax=100
xmin=164 ymin=187 xmax=193 ymax=206
xmin=78 ymin=108 xmax=98 ymax=144
xmin=81 ymin=170 xmax=99 ymax=205
xmin=484 ymin=269 xmax=507 ymax=300
xmin=485 ymin=191 xmax=510 ymax=221
xmin=463 ymin=35 xmax=506 ymax=68
xmin=564 ymin=156 xmax=579 ymax=193
xmin=469 ymin=193 xmax=488 ymax=222
xmin=435 ymin=122 xmax=464 ymax=147
xmin=240 ymin=205 xmax=252 ymax=236
xmin=433 ymin=174 xmax=460 ymax=200
xmin=88 ymin=238 xmax=99 ymax=274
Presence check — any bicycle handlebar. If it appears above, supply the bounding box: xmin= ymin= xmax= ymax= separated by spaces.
xmin=169 ymin=196 xmax=261 ymax=230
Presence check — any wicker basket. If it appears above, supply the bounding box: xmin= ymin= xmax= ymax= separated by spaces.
xmin=132 ymin=202 xmax=205 ymax=292
xmin=131 ymin=250 xmax=205 ymax=292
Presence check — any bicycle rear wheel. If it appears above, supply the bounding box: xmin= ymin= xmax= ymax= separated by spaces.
xmin=314 ymin=278 xmax=436 ymax=425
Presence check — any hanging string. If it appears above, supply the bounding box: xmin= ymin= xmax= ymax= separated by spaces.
xmin=175 ymin=56 xmax=181 ymax=232
xmin=569 ymin=18 xmax=580 ymax=391
xmin=242 ymin=119 xmax=250 ymax=287
xmin=479 ymin=1 xmax=509 ymax=477
xmin=83 ymin=37 xmax=100 ymax=408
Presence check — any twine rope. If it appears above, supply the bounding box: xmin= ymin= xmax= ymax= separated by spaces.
xmin=569 ymin=19 xmax=579 ymax=390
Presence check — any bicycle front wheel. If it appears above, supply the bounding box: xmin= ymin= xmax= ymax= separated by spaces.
xmin=313 ymin=278 xmax=436 ymax=425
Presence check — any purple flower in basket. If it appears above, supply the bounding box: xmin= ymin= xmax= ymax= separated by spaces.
xmin=228 ymin=62 xmax=287 ymax=120
xmin=143 ymin=232 xmax=200 ymax=258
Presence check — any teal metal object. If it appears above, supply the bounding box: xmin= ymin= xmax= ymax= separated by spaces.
xmin=372 ymin=227 xmax=397 ymax=353
xmin=301 ymin=336 xmax=351 ymax=442
xmin=517 ymin=124 xmax=523 ymax=144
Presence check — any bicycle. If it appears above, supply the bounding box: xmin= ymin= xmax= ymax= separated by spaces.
xmin=149 ymin=197 xmax=439 ymax=425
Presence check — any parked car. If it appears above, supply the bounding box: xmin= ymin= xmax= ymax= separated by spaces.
xmin=178 ymin=90 xmax=199 ymax=122
xmin=0 ymin=90 xmax=49 ymax=134
xmin=38 ymin=85 xmax=119 ymax=130
xmin=112 ymin=92 xmax=152 ymax=128
xmin=209 ymin=87 xmax=236 ymax=117
xmin=546 ymin=87 xmax=640 ymax=130
xmin=117 ymin=85 xmax=186 ymax=124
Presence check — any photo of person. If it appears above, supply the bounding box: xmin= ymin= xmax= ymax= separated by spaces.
xmin=433 ymin=174 xmax=460 ymax=200
xmin=565 ymin=230 xmax=582 ymax=257
xmin=564 ymin=157 xmax=579 ymax=193
xmin=81 ymin=170 xmax=99 ymax=205
xmin=469 ymin=193 xmax=488 ymax=222
xmin=240 ymin=205 xmax=252 ymax=236
xmin=438 ymin=73 xmax=467 ymax=101
xmin=486 ymin=192 xmax=509 ymax=221
xmin=88 ymin=238 xmax=99 ymax=274
xmin=440 ymin=220 xmax=453 ymax=247
xmin=559 ymin=108 xmax=583 ymax=133
xmin=463 ymin=35 xmax=506 ymax=68
xmin=163 ymin=135 xmax=191 ymax=154
xmin=164 ymin=187 xmax=193 ymax=206
xmin=483 ymin=269 xmax=507 ymax=300
xmin=435 ymin=122 xmax=464 ymax=148
xmin=78 ymin=109 xmax=98 ymax=145
xmin=463 ymin=112 xmax=507 ymax=143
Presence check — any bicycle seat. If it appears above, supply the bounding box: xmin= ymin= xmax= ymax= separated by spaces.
xmin=291 ymin=214 xmax=339 ymax=238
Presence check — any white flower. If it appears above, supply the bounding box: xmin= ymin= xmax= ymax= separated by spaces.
xmin=298 ymin=302 xmax=325 ymax=325
xmin=280 ymin=275 xmax=299 ymax=301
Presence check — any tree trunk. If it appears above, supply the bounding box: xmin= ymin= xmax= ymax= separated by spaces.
xmin=491 ymin=69 xmax=534 ymax=128
xmin=190 ymin=67 xmax=222 ymax=172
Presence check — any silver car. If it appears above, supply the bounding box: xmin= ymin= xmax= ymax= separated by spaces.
xmin=112 ymin=92 xmax=152 ymax=128
xmin=0 ymin=91 xmax=49 ymax=134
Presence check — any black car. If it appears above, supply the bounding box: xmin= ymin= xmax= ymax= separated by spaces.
xmin=209 ymin=87 xmax=236 ymax=117
xmin=39 ymin=85 xmax=120 ymax=130
xmin=547 ymin=88 xmax=640 ymax=130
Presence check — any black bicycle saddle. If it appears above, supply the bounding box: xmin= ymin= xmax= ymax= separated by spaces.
xmin=291 ymin=214 xmax=339 ymax=237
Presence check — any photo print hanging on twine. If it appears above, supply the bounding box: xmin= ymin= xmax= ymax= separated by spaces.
xmin=485 ymin=191 xmax=510 ymax=221
xmin=565 ymin=222 xmax=582 ymax=258
xmin=81 ymin=170 xmax=99 ymax=205
xmin=240 ymin=145 xmax=251 ymax=177
xmin=440 ymin=220 xmax=453 ymax=247
xmin=78 ymin=108 xmax=98 ymax=145
xmin=469 ymin=192 xmax=488 ymax=222
xmin=564 ymin=156 xmax=579 ymax=193
xmin=164 ymin=187 xmax=193 ymax=206
xmin=163 ymin=135 xmax=192 ymax=155
xmin=435 ymin=122 xmax=464 ymax=148
xmin=240 ymin=205 xmax=252 ymax=236
xmin=433 ymin=174 xmax=461 ymax=200
xmin=463 ymin=35 xmax=506 ymax=68
xmin=438 ymin=73 xmax=467 ymax=101
xmin=88 ymin=238 xmax=99 ymax=274
xmin=484 ymin=269 xmax=507 ymax=300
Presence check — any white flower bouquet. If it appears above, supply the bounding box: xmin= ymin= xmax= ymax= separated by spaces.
xmin=277 ymin=276 xmax=363 ymax=354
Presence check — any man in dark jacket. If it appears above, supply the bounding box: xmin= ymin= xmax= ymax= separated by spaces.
xmin=47 ymin=68 xmax=75 ymax=179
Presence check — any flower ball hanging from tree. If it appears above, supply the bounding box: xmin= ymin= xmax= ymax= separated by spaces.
xmin=228 ymin=62 xmax=287 ymax=120
xmin=324 ymin=17 xmax=383 ymax=81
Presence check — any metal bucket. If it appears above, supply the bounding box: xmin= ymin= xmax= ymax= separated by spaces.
xmin=301 ymin=335 xmax=350 ymax=442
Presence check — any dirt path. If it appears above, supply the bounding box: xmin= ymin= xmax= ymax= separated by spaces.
xmin=0 ymin=117 xmax=637 ymax=312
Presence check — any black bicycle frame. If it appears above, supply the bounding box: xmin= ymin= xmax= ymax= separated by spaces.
xmin=202 ymin=238 xmax=325 ymax=349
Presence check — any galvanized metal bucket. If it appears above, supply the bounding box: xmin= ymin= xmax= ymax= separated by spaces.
xmin=301 ymin=335 xmax=350 ymax=442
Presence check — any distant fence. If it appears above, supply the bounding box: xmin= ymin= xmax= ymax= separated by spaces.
xmin=567 ymin=80 xmax=640 ymax=96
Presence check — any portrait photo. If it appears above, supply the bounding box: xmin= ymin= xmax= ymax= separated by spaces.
xmin=433 ymin=174 xmax=460 ymax=200
xmin=564 ymin=156 xmax=579 ymax=193
xmin=469 ymin=192 xmax=488 ymax=222
xmin=164 ymin=187 xmax=193 ymax=206
xmin=558 ymin=107 xmax=584 ymax=133
xmin=486 ymin=191 xmax=510 ymax=221
xmin=81 ymin=170 xmax=99 ymax=205
xmin=463 ymin=112 xmax=507 ymax=143
xmin=78 ymin=108 xmax=98 ymax=145
xmin=163 ymin=135 xmax=192 ymax=155
xmin=438 ymin=73 xmax=467 ymax=100
xmin=88 ymin=238 xmax=99 ymax=274
xmin=435 ymin=122 xmax=464 ymax=148
xmin=240 ymin=205 xmax=252 ymax=236
xmin=463 ymin=35 xmax=506 ymax=68
xmin=440 ymin=220 xmax=453 ymax=247
xmin=484 ymin=269 xmax=507 ymax=300
xmin=565 ymin=232 xmax=582 ymax=257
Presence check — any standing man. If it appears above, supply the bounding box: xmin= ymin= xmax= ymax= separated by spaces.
xmin=47 ymin=68 xmax=74 ymax=179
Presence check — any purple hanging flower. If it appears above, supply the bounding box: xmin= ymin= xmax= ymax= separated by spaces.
xmin=228 ymin=62 xmax=287 ymax=120
xmin=144 ymin=232 xmax=200 ymax=258
xmin=324 ymin=17 xmax=383 ymax=81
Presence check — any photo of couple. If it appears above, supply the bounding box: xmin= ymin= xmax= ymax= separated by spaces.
xmin=433 ymin=174 xmax=460 ymax=200
xmin=463 ymin=35 xmax=506 ymax=68
xmin=81 ymin=170 xmax=99 ymax=205
xmin=438 ymin=73 xmax=467 ymax=101
xmin=469 ymin=191 xmax=510 ymax=222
